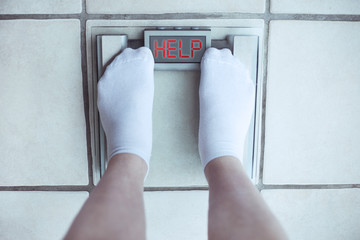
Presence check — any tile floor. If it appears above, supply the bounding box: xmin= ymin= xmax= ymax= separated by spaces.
xmin=0 ymin=0 xmax=359 ymax=239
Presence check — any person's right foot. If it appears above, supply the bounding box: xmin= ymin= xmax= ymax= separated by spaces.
xmin=198 ymin=48 xmax=255 ymax=169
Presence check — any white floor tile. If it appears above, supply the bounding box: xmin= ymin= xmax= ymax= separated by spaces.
xmin=0 ymin=20 xmax=88 ymax=185
xmin=264 ymin=21 xmax=360 ymax=184
xmin=0 ymin=191 xmax=88 ymax=240
xmin=271 ymin=0 xmax=360 ymax=14
xmin=262 ymin=189 xmax=360 ymax=240
xmin=0 ymin=0 xmax=82 ymax=14
xmin=86 ymin=0 xmax=265 ymax=14
xmin=144 ymin=191 xmax=208 ymax=240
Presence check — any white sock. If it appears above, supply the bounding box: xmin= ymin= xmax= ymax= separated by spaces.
xmin=97 ymin=47 xmax=154 ymax=167
xmin=199 ymin=48 xmax=255 ymax=169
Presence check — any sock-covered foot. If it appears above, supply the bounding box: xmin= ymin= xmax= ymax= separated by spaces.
xmin=199 ymin=48 xmax=255 ymax=169
xmin=97 ymin=47 xmax=154 ymax=167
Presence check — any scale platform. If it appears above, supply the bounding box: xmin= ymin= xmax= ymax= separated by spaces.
xmin=90 ymin=24 xmax=263 ymax=188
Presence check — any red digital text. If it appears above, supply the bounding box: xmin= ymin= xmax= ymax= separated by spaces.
xmin=154 ymin=39 xmax=202 ymax=59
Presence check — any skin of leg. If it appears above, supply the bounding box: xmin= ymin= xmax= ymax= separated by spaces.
xmin=205 ymin=156 xmax=288 ymax=240
xmin=64 ymin=153 xmax=147 ymax=240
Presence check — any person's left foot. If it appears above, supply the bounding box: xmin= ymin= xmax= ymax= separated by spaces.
xmin=97 ymin=47 xmax=154 ymax=168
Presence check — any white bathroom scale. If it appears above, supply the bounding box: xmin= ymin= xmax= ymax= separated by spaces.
xmin=90 ymin=24 xmax=263 ymax=188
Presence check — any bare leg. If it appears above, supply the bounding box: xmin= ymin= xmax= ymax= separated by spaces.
xmin=205 ymin=156 xmax=288 ymax=240
xmin=64 ymin=153 xmax=147 ymax=240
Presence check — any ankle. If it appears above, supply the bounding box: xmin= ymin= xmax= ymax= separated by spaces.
xmin=107 ymin=153 xmax=148 ymax=183
xmin=205 ymin=157 xmax=243 ymax=187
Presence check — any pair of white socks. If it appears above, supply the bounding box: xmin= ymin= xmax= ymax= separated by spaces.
xmin=97 ymin=47 xmax=255 ymax=172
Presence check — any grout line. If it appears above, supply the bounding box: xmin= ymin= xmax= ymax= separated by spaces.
xmin=270 ymin=13 xmax=360 ymax=21
xmin=0 ymin=185 xmax=93 ymax=192
xmin=82 ymin=0 xmax=87 ymax=15
xmin=261 ymin=184 xmax=360 ymax=190
xmin=0 ymin=14 xmax=81 ymax=19
xmin=1 ymin=184 xmax=359 ymax=192
xmin=85 ymin=13 xmax=265 ymax=20
xmin=0 ymin=13 xmax=360 ymax=21
xmin=265 ymin=0 xmax=271 ymax=16
xmin=0 ymin=13 xmax=264 ymax=20
xmin=144 ymin=186 xmax=209 ymax=192
xmin=258 ymin=0 xmax=271 ymax=185
xmin=80 ymin=0 xmax=94 ymax=189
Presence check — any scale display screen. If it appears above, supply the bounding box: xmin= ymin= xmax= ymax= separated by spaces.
xmin=149 ymin=36 xmax=205 ymax=63
xmin=144 ymin=29 xmax=211 ymax=64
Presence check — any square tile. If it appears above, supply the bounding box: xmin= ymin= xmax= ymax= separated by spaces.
xmin=264 ymin=21 xmax=360 ymax=184
xmin=262 ymin=189 xmax=360 ymax=240
xmin=0 ymin=191 xmax=88 ymax=240
xmin=144 ymin=191 xmax=208 ymax=240
xmin=0 ymin=0 xmax=82 ymax=14
xmin=271 ymin=0 xmax=360 ymax=14
xmin=86 ymin=0 xmax=265 ymax=14
xmin=0 ymin=20 xmax=88 ymax=186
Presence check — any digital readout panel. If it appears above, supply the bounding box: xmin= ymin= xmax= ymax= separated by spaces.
xmin=144 ymin=29 xmax=211 ymax=66
xmin=149 ymin=36 xmax=206 ymax=63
